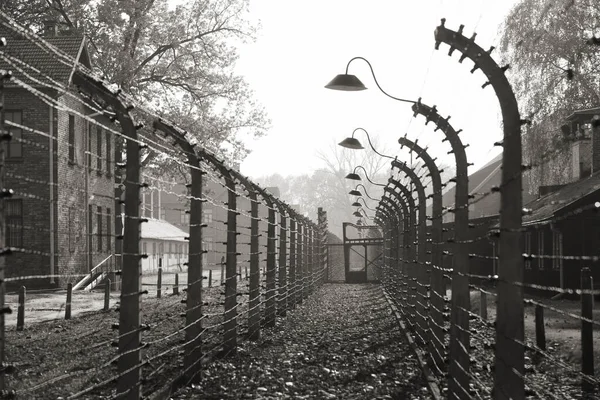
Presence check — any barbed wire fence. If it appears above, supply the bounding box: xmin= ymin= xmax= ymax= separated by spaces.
xmin=0 ymin=12 xmax=332 ymax=399
xmin=373 ymin=12 xmax=600 ymax=400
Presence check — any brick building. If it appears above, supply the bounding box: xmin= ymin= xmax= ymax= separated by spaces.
xmin=1 ymin=22 xmax=115 ymax=288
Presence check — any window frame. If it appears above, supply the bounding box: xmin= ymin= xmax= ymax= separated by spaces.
xmin=6 ymin=199 xmax=23 ymax=248
xmin=96 ymin=125 xmax=103 ymax=175
xmin=68 ymin=114 xmax=76 ymax=164
xmin=524 ymin=232 xmax=532 ymax=269
xmin=537 ymin=231 xmax=545 ymax=270
xmin=5 ymin=110 xmax=23 ymax=159
xmin=97 ymin=206 xmax=103 ymax=252
xmin=552 ymin=231 xmax=563 ymax=270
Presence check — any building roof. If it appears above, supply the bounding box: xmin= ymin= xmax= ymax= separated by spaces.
xmin=436 ymin=152 xmax=535 ymax=220
xmin=565 ymin=107 xmax=600 ymax=122
xmin=522 ymin=172 xmax=600 ymax=225
xmin=142 ymin=219 xmax=188 ymax=242
xmin=0 ymin=25 xmax=91 ymax=87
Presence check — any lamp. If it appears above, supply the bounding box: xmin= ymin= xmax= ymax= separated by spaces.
xmin=339 ymin=127 xmax=395 ymax=160
xmin=351 ymin=201 xmax=361 ymax=207
xmin=325 ymin=57 xmax=416 ymax=104
xmin=345 ymin=166 xmax=386 ymax=187
xmin=325 ymin=72 xmax=367 ymax=91
xmin=350 ymin=184 xmax=378 ymax=200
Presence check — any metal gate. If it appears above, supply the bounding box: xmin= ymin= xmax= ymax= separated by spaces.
xmin=325 ymin=223 xmax=383 ymax=283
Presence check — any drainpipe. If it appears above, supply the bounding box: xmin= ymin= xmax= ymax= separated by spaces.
xmin=49 ymin=105 xmax=55 ymax=284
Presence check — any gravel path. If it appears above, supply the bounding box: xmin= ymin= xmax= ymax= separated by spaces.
xmin=173 ymin=283 xmax=433 ymax=400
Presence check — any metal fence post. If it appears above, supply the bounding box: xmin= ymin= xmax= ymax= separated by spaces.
xmin=398 ymin=137 xmax=445 ymax=373
xmin=581 ymin=267 xmax=594 ymax=395
xmin=248 ymin=190 xmax=260 ymax=340
xmin=265 ymin=200 xmax=276 ymax=327
xmin=0 ymin=65 xmax=11 ymax=391
xmin=289 ymin=218 xmax=297 ymax=311
xmin=277 ymin=207 xmax=287 ymax=317
xmin=297 ymin=222 xmax=303 ymax=306
xmin=74 ymin=72 xmax=143 ymax=399
xmin=223 ymin=174 xmax=238 ymax=353
xmin=435 ymin=21 xmax=524 ymax=399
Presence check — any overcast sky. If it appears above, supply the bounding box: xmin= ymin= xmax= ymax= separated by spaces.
xmin=235 ymin=0 xmax=520 ymax=180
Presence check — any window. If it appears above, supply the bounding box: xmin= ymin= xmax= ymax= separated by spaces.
xmin=143 ymin=241 xmax=147 ymax=256
xmin=538 ymin=231 xmax=545 ymax=270
xmin=524 ymin=232 xmax=532 ymax=269
xmin=6 ymin=199 xmax=23 ymax=247
xmin=203 ymin=237 xmax=213 ymax=265
xmin=202 ymin=209 xmax=213 ymax=224
xmin=159 ymin=243 xmax=163 ymax=256
xmin=152 ymin=242 xmax=156 ymax=255
xmin=97 ymin=206 xmax=103 ymax=252
xmin=168 ymin=242 xmax=172 ymax=254
xmin=105 ymin=130 xmax=112 ymax=176
xmin=96 ymin=125 xmax=102 ymax=174
xmin=492 ymin=241 xmax=498 ymax=275
xmin=159 ymin=207 xmax=166 ymax=220
xmin=88 ymin=204 xmax=93 ymax=254
xmin=106 ymin=208 xmax=112 ymax=252
xmin=5 ymin=110 xmax=23 ymax=158
xmin=87 ymin=122 xmax=92 ymax=168
xmin=68 ymin=115 xmax=75 ymax=164
xmin=180 ymin=210 xmax=190 ymax=224
xmin=552 ymin=231 xmax=563 ymax=270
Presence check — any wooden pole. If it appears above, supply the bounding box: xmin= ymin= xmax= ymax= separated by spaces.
xmin=65 ymin=283 xmax=72 ymax=320
xmin=534 ymin=305 xmax=545 ymax=359
xmin=581 ymin=267 xmax=594 ymax=395
xmin=104 ymin=279 xmax=111 ymax=311
xmin=208 ymin=269 xmax=212 ymax=288
xmin=173 ymin=273 xmax=178 ymax=295
xmin=480 ymin=290 xmax=488 ymax=320
xmin=17 ymin=286 xmax=25 ymax=331
xmin=220 ymin=256 xmax=225 ymax=285
xmin=157 ymin=263 xmax=162 ymax=299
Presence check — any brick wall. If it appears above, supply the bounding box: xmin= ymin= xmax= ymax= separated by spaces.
xmin=4 ymin=88 xmax=53 ymax=289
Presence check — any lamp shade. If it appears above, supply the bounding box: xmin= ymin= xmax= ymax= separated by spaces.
xmin=349 ymin=189 xmax=362 ymax=196
xmin=345 ymin=173 xmax=361 ymax=181
xmin=338 ymin=137 xmax=364 ymax=149
xmin=353 ymin=211 xmax=362 ymax=217
xmin=325 ymin=74 xmax=367 ymax=91
xmin=351 ymin=201 xmax=361 ymax=207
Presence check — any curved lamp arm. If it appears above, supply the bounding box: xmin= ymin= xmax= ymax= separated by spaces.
xmin=350 ymin=165 xmax=386 ymax=187
xmin=356 ymin=184 xmax=378 ymax=201
xmin=350 ymin=128 xmax=395 ymax=160
xmin=345 ymin=57 xmax=416 ymax=104
xmin=357 ymin=197 xmax=376 ymax=212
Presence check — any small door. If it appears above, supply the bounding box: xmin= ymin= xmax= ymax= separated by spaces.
xmin=345 ymin=244 xmax=368 ymax=283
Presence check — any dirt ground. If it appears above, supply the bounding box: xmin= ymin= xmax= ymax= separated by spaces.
xmin=466 ymin=289 xmax=600 ymax=398
xmin=3 ymin=273 xmax=248 ymax=399
xmin=4 ymin=269 xmax=224 ymax=327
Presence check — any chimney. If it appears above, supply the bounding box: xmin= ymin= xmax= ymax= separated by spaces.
xmin=43 ymin=20 xmax=58 ymax=37
xmin=592 ymin=114 xmax=600 ymax=175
